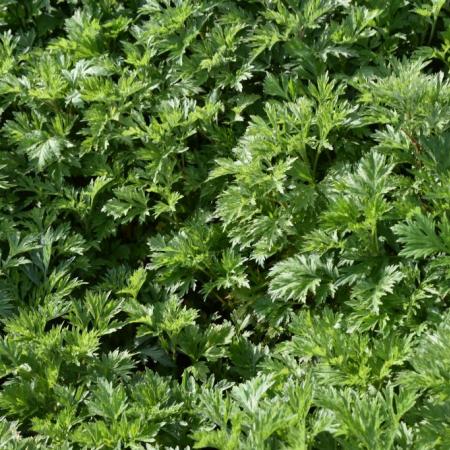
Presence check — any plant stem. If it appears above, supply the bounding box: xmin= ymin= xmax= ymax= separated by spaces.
xmin=312 ymin=148 xmax=321 ymax=182
xmin=428 ymin=16 xmax=438 ymax=45
xmin=372 ymin=222 xmax=379 ymax=254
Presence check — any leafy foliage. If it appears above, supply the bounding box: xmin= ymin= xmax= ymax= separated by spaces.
xmin=1 ymin=0 xmax=450 ymax=448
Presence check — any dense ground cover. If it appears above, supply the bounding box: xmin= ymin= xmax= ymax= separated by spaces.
xmin=1 ymin=0 xmax=450 ymax=448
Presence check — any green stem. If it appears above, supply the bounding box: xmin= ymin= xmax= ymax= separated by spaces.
xmin=372 ymin=221 xmax=379 ymax=254
xmin=428 ymin=16 xmax=438 ymax=45
xmin=312 ymin=148 xmax=321 ymax=182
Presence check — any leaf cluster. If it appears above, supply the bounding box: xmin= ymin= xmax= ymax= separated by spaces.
xmin=1 ymin=0 xmax=450 ymax=449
